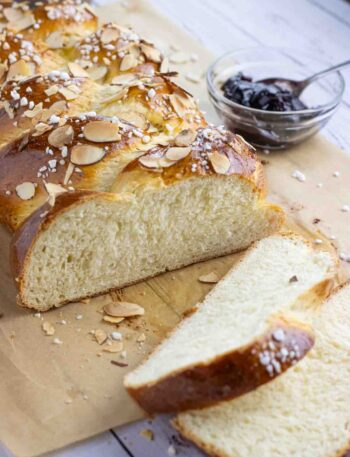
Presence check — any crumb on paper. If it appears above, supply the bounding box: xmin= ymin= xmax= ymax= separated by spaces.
xmin=42 ymin=321 xmax=55 ymax=336
xmin=110 ymin=360 xmax=128 ymax=367
xmin=139 ymin=428 xmax=154 ymax=441
xmin=291 ymin=170 xmax=306 ymax=182
xmin=168 ymin=444 xmax=177 ymax=456
xmin=137 ymin=333 xmax=146 ymax=342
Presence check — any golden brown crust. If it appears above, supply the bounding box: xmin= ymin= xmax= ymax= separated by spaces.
xmin=0 ymin=74 xmax=96 ymax=145
xmin=126 ymin=323 xmax=314 ymax=414
xmin=99 ymin=72 xmax=206 ymax=133
xmin=0 ymin=118 xmax=262 ymax=231
xmin=1 ymin=1 xmax=97 ymax=43
xmin=113 ymin=126 xmax=259 ymax=193
xmin=0 ymin=114 xmax=148 ymax=229
xmin=74 ymin=22 xmax=162 ymax=83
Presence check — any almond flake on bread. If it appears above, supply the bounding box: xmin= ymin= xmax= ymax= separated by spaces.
xmin=83 ymin=120 xmax=121 ymax=143
xmin=124 ymin=234 xmax=336 ymax=413
xmin=174 ymin=283 xmax=350 ymax=457
xmin=103 ymin=302 xmax=144 ymax=318
xmin=70 ymin=144 xmax=105 ymax=166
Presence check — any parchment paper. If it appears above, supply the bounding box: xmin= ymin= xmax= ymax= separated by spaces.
xmin=0 ymin=1 xmax=349 ymax=456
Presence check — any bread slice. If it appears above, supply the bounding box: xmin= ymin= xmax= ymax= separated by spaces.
xmin=11 ymin=170 xmax=283 ymax=311
xmin=174 ymin=283 xmax=350 ymax=457
xmin=124 ymin=234 xmax=336 ymax=413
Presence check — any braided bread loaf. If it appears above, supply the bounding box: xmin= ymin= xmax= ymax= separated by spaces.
xmin=0 ymin=0 xmax=283 ymax=310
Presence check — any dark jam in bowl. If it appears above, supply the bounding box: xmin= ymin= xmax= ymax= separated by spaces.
xmin=221 ymin=73 xmax=307 ymax=112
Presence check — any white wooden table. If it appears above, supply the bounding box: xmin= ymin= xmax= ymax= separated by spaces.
xmin=1 ymin=0 xmax=350 ymax=456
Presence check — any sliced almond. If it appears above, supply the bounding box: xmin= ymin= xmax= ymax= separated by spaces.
xmin=185 ymin=72 xmax=202 ymax=84
xmin=15 ymin=182 xmax=35 ymax=200
xmin=117 ymin=111 xmax=146 ymax=129
xmin=46 ymin=31 xmax=64 ymax=49
xmin=23 ymin=102 xmax=43 ymax=119
xmin=44 ymin=182 xmax=67 ymax=197
xmin=235 ymin=134 xmax=255 ymax=151
xmin=44 ymin=182 xmax=67 ymax=206
xmin=198 ymin=272 xmax=219 ymax=284
xmin=9 ymin=13 xmax=35 ymax=32
xmin=141 ymin=43 xmax=162 ymax=63
xmin=209 ymin=151 xmax=231 ymax=174
xmin=42 ymin=321 xmax=55 ymax=336
xmin=165 ymin=146 xmax=191 ymax=161
xmin=33 ymin=122 xmax=52 ymax=137
xmin=100 ymin=26 xmax=120 ymax=43
xmin=120 ymin=54 xmax=139 ymax=71
xmin=169 ymin=51 xmax=190 ymax=64
xmin=41 ymin=100 xmax=67 ymax=121
xmin=83 ymin=120 xmax=121 ymax=143
xmin=58 ymin=87 xmax=78 ymax=101
xmin=3 ymin=7 xmax=24 ymax=22
xmin=101 ymin=87 xmax=128 ymax=104
xmin=160 ymin=57 xmax=169 ymax=73
xmin=168 ymin=93 xmax=191 ymax=117
xmin=66 ymin=84 xmax=81 ymax=95
xmin=48 ymin=125 xmax=74 ymax=148
xmin=63 ymin=162 xmax=75 ymax=185
xmin=111 ymin=73 xmax=138 ymax=86
xmin=174 ymin=129 xmax=196 ymax=147
xmin=103 ymin=316 xmax=125 ymax=324
xmin=87 ymin=65 xmax=108 ymax=81
xmin=71 ymin=144 xmax=106 ymax=166
xmin=45 ymin=85 xmax=59 ymax=97
xmin=103 ymin=302 xmax=144 ymax=318
xmin=103 ymin=341 xmax=123 ymax=353
xmin=138 ymin=155 xmax=160 ymax=169
xmin=7 ymin=59 xmax=33 ymax=80
xmin=68 ymin=62 xmax=89 ymax=78
xmin=94 ymin=329 xmax=108 ymax=345
xmin=129 ymin=44 xmax=142 ymax=60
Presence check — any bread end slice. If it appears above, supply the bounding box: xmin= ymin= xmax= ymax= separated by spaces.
xmin=124 ymin=233 xmax=336 ymax=413
xmin=126 ymin=318 xmax=314 ymax=413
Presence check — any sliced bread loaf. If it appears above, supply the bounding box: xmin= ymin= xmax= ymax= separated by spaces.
xmin=124 ymin=234 xmax=336 ymax=413
xmin=11 ymin=169 xmax=282 ymax=311
xmin=174 ymin=282 xmax=350 ymax=457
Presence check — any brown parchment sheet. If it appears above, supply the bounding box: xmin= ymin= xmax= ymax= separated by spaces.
xmin=0 ymin=1 xmax=349 ymax=456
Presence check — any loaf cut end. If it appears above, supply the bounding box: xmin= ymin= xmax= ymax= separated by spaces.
xmin=13 ymin=175 xmax=283 ymax=311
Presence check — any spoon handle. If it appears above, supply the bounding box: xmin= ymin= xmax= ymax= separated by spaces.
xmin=308 ymin=59 xmax=350 ymax=84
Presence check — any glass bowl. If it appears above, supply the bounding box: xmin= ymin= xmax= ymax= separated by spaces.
xmin=206 ymin=47 xmax=345 ymax=150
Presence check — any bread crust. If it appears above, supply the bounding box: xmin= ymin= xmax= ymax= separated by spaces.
xmin=126 ymin=322 xmax=314 ymax=413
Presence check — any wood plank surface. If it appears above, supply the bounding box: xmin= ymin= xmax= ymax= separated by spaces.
xmin=1 ymin=0 xmax=350 ymax=456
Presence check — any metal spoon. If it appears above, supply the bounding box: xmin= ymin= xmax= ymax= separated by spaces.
xmin=258 ymin=59 xmax=350 ymax=96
